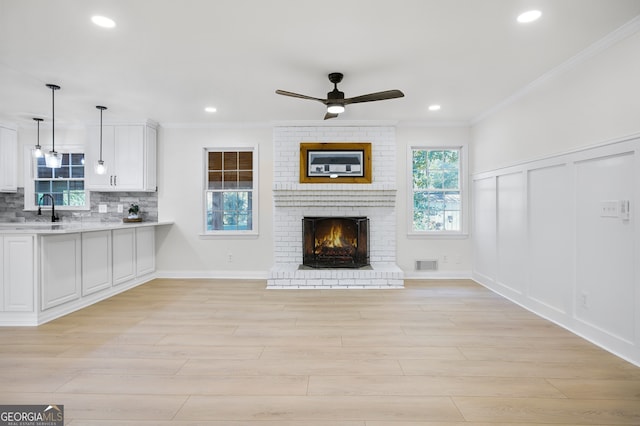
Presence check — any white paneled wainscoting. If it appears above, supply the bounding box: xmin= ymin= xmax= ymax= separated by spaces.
xmin=472 ymin=134 xmax=640 ymax=366
xmin=268 ymin=124 xmax=404 ymax=288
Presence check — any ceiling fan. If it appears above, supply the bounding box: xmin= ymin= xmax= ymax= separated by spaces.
xmin=276 ymin=72 xmax=405 ymax=120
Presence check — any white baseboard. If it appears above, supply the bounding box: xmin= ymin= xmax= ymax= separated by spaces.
xmin=156 ymin=270 xmax=270 ymax=280
xmin=403 ymin=270 xmax=472 ymax=280
xmin=159 ymin=269 xmax=472 ymax=281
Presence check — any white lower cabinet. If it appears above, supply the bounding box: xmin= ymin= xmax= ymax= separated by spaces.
xmin=0 ymin=224 xmax=160 ymax=325
xmin=1 ymin=235 xmax=35 ymax=312
xmin=113 ymin=228 xmax=136 ymax=286
xmin=136 ymin=227 xmax=155 ymax=276
xmin=41 ymin=234 xmax=82 ymax=311
xmin=82 ymin=231 xmax=112 ymax=296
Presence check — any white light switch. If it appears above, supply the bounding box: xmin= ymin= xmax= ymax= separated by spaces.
xmin=620 ymin=200 xmax=630 ymax=220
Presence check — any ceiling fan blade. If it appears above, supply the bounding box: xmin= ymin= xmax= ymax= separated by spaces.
xmin=344 ymin=90 xmax=405 ymax=105
xmin=324 ymin=112 xmax=339 ymax=120
xmin=275 ymin=90 xmax=326 ymax=103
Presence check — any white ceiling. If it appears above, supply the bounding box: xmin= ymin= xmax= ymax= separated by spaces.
xmin=1 ymin=0 xmax=640 ymax=127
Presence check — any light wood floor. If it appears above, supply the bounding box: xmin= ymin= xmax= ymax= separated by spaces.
xmin=1 ymin=279 xmax=639 ymax=425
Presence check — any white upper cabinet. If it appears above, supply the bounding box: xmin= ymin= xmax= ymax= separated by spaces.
xmin=85 ymin=121 xmax=157 ymax=192
xmin=0 ymin=124 xmax=18 ymax=192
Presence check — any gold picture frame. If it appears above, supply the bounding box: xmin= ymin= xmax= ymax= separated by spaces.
xmin=300 ymin=142 xmax=372 ymax=184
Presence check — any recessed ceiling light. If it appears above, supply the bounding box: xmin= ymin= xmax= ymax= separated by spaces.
xmin=517 ymin=10 xmax=542 ymax=23
xmin=428 ymin=105 xmax=441 ymax=111
xmin=204 ymin=107 xmax=217 ymax=113
xmin=91 ymin=15 xmax=116 ymax=28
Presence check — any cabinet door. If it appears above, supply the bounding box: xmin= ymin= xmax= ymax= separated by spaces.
xmin=136 ymin=227 xmax=155 ymax=276
xmin=144 ymin=125 xmax=157 ymax=191
xmin=3 ymin=236 xmax=35 ymax=312
xmin=82 ymin=231 xmax=112 ymax=296
xmin=0 ymin=126 xmax=18 ymax=192
xmin=0 ymin=237 xmax=3 ymax=309
xmin=41 ymin=234 xmax=81 ymax=310
xmin=113 ymin=125 xmax=145 ymax=190
xmin=113 ymin=228 xmax=136 ymax=285
xmin=85 ymin=125 xmax=115 ymax=190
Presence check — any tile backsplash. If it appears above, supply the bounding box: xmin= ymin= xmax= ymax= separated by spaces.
xmin=0 ymin=188 xmax=158 ymax=222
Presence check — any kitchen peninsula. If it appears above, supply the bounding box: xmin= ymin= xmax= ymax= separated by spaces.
xmin=0 ymin=220 xmax=172 ymax=325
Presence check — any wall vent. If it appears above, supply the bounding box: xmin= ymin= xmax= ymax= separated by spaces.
xmin=415 ymin=260 xmax=438 ymax=271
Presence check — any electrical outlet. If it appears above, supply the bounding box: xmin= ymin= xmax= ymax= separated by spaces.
xmin=600 ymin=200 xmax=618 ymax=218
xmin=580 ymin=292 xmax=589 ymax=308
xmin=117 ymin=204 xmax=124 ymax=213
xmin=227 ymin=252 xmax=233 ymax=263
xmin=98 ymin=204 xmax=107 ymax=213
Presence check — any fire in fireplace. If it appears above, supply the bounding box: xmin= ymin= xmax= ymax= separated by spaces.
xmin=302 ymin=216 xmax=370 ymax=268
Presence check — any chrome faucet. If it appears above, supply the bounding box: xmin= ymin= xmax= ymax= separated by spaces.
xmin=38 ymin=194 xmax=59 ymax=222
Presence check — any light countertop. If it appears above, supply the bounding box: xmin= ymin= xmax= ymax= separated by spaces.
xmin=0 ymin=220 xmax=173 ymax=234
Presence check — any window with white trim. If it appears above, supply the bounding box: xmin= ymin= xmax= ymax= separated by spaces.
xmin=204 ymin=147 xmax=258 ymax=234
xmin=25 ymin=146 xmax=89 ymax=211
xmin=410 ymin=147 xmax=463 ymax=233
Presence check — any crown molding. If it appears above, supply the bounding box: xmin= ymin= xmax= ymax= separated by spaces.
xmin=272 ymin=120 xmax=398 ymax=127
xmin=471 ymin=14 xmax=640 ymax=126
xmin=160 ymin=121 xmax=272 ymax=129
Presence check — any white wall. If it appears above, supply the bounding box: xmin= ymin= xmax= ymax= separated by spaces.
xmin=473 ymin=140 xmax=640 ymax=366
xmin=471 ymin=29 xmax=640 ymax=173
xmin=470 ymin=25 xmax=640 ymax=365
xmin=156 ymin=125 xmax=274 ymax=277
xmin=155 ymin=123 xmax=474 ymax=278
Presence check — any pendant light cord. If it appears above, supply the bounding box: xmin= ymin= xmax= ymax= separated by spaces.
xmin=100 ymin=108 xmax=103 ymax=159
xmin=51 ymin=86 xmax=55 ymax=152
xmin=96 ymin=106 xmax=107 ymax=161
xmin=45 ymin=84 xmax=60 ymax=152
xmin=99 ymin=108 xmax=102 ymax=159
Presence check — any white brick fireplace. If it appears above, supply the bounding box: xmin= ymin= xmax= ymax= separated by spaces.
xmin=268 ymin=123 xmax=404 ymax=289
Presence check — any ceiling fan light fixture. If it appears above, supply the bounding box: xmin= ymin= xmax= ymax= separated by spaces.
xmin=276 ymin=72 xmax=404 ymax=120
xmin=327 ymin=104 xmax=345 ymax=114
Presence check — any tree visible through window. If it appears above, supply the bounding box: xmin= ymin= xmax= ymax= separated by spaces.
xmin=205 ymin=149 xmax=255 ymax=232
xmin=412 ymin=148 xmax=461 ymax=232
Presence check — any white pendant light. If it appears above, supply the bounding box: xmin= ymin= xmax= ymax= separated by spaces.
xmin=32 ymin=117 xmax=44 ymax=158
xmin=44 ymin=84 xmax=63 ymax=168
xmin=95 ymin=105 xmax=107 ymax=175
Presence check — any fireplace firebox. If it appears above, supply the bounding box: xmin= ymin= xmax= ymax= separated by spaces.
xmin=302 ymin=216 xmax=370 ymax=268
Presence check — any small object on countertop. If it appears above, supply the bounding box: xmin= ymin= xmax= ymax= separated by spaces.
xmin=124 ymin=203 xmax=141 ymax=222
xmin=123 ymin=217 xmax=142 ymax=223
